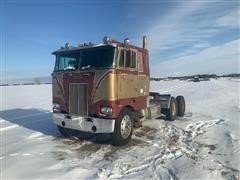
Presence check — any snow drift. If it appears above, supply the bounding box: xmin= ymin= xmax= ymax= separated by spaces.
xmin=0 ymin=78 xmax=239 ymax=179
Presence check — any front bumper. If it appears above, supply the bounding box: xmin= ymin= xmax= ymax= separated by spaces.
xmin=53 ymin=113 xmax=115 ymax=133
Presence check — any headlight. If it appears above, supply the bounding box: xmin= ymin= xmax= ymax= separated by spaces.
xmin=53 ymin=103 xmax=60 ymax=112
xmin=100 ymin=106 xmax=113 ymax=116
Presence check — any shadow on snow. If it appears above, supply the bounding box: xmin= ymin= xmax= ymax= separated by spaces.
xmin=0 ymin=108 xmax=112 ymax=143
xmin=0 ymin=108 xmax=57 ymax=136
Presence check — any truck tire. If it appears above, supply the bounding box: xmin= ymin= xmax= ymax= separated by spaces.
xmin=57 ymin=125 xmax=70 ymax=137
xmin=112 ymin=108 xmax=133 ymax=146
xmin=166 ymin=97 xmax=178 ymax=121
xmin=176 ymin=96 xmax=185 ymax=117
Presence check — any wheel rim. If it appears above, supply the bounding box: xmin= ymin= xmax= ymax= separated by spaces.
xmin=120 ymin=115 xmax=132 ymax=139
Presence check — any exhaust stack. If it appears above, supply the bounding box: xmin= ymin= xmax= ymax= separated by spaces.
xmin=143 ymin=36 xmax=147 ymax=49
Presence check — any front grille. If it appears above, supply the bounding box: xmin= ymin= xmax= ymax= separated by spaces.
xmin=69 ymin=83 xmax=88 ymax=116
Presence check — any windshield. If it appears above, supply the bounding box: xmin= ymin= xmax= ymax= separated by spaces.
xmin=54 ymin=46 xmax=115 ymax=71
xmin=55 ymin=53 xmax=79 ymax=71
xmin=80 ymin=46 xmax=115 ymax=69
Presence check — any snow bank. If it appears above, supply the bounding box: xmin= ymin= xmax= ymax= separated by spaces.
xmin=0 ymin=79 xmax=239 ymax=179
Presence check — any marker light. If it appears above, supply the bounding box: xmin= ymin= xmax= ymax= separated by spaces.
xmin=124 ymin=38 xmax=130 ymax=45
xmin=65 ymin=43 xmax=70 ymax=49
xmin=103 ymin=36 xmax=111 ymax=44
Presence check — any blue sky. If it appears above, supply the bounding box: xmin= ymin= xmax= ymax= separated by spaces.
xmin=1 ymin=0 xmax=239 ymax=79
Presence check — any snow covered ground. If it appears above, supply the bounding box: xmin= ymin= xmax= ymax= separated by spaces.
xmin=0 ymin=78 xmax=239 ymax=179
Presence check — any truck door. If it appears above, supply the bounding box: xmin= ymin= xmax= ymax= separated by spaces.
xmin=137 ymin=51 xmax=148 ymax=97
xmin=117 ymin=49 xmax=139 ymax=101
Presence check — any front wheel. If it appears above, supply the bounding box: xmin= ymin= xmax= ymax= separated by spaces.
xmin=111 ymin=108 xmax=133 ymax=146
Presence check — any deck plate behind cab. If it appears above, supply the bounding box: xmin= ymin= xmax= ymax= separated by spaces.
xmin=149 ymin=93 xmax=171 ymax=109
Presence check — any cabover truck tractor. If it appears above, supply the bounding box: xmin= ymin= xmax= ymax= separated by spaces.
xmin=52 ymin=36 xmax=186 ymax=146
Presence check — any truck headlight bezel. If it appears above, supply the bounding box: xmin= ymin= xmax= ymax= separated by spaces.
xmin=100 ymin=106 xmax=113 ymax=116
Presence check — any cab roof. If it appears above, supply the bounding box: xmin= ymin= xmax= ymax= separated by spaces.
xmin=52 ymin=39 xmax=148 ymax=55
xmin=52 ymin=44 xmax=116 ymax=55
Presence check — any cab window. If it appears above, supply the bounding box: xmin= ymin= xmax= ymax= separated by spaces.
xmin=131 ymin=51 xmax=136 ymax=68
xmin=138 ymin=52 xmax=143 ymax=72
xmin=119 ymin=49 xmax=137 ymax=69
xmin=119 ymin=50 xmax=125 ymax=67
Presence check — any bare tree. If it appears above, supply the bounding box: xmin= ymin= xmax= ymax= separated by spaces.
xmin=33 ymin=78 xmax=42 ymax=85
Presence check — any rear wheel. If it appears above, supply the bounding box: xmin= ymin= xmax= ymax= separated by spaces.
xmin=176 ymin=96 xmax=185 ymax=117
xmin=112 ymin=108 xmax=133 ymax=146
xmin=166 ymin=97 xmax=178 ymax=121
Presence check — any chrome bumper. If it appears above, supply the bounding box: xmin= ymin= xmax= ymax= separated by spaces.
xmin=53 ymin=113 xmax=115 ymax=133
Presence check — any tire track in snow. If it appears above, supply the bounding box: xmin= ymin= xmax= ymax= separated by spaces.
xmin=99 ymin=118 xmax=226 ymax=179
xmin=103 ymin=149 xmax=182 ymax=179
xmin=130 ymin=119 xmax=223 ymax=178
xmin=185 ymin=119 xmax=225 ymax=138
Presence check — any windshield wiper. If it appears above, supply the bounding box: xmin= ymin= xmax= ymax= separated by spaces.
xmin=81 ymin=65 xmax=94 ymax=70
xmin=64 ymin=66 xmax=76 ymax=71
xmin=80 ymin=65 xmax=113 ymax=70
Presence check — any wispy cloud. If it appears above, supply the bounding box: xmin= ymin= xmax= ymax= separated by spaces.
xmin=192 ymin=43 xmax=210 ymax=49
xmin=144 ymin=0 xmax=239 ymax=57
xmin=151 ymin=39 xmax=239 ymax=77
xmin=215 ymin=8 xmax=240 ymax=28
